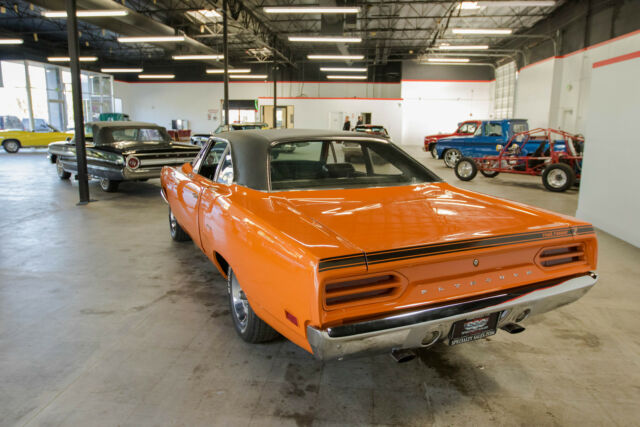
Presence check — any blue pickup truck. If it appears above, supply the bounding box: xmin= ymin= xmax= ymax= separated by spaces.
xmin=436 ymin=119 xmax=530 ymax=167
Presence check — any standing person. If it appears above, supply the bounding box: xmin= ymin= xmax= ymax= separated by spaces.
xmin=343 ymin=116 xmax=351 ymax=131
xmin=356 ymin=115 xmax=363 ymax=127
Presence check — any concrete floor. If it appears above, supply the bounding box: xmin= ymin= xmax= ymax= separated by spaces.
xmin=1 ymin=148 xmax=639 ymax=427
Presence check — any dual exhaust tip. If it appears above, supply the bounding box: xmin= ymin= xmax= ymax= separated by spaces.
xmin=389 ymin=322 xmax=525 ymax=363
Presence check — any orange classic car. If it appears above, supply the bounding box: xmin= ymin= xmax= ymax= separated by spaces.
xmin=160 ymin=129 xmax=598 ymax=361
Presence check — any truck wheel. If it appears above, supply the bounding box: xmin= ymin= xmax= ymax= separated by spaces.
xmin=455 ymin=157 xmax=478 ymax=181
xmin=542 ymin=163 xmax=575 ymax=192
xmin=430 ymin=146 xmax=438 ymax=159
xmin=99 ymin=177 xmax=120 ymax=192
xmin=169 ymin=207 xmax=191 ymax=242
xmin=56 ymin=158 xmax=71 ymax=180
xmin=2 ymin=139 xmax=20 ymax=153
xmin=480 ymin=170 xmax=500 ymax=178
xmin=228 ymin=268 xmax=279 ymax=343
xmin=443 ymin=149 xmax=462 ymax=168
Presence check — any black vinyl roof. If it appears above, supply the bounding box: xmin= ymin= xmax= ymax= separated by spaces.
xmin=214 ymin=129 xmax=391 ymax=191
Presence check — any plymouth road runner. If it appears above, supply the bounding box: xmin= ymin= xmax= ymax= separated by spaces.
xmin=161 ymin=129 xmax=598 ymax=361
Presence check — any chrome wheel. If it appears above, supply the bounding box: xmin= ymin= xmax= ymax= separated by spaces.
xmin=444 ymin=149 xmax=461 ymax=168
xmin=547 ymin=169 xmax=568 ymax=189
xmin=169 ymin=210 xmax=177 ymax=234
xmin=100 ymin=178 xmax=110 ymax=191
xmin=3 ymin=140 xmax=19 ymax=153
xmin=230 ymin=272 xmax=249 ymax=333
xmin=458 ymin=161 xmax=474 ymax=178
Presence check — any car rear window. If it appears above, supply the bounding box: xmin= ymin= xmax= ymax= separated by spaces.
xmin=269 ymin=140 xmax=437 ymax=191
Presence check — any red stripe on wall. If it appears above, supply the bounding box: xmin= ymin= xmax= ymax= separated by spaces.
xmin=115 ymin=80 xmax=400 ymax=85
xmin=592 ymin=50 xmax=640 ymax=69
xmin=257 ymin=97 xmax=403 ymax=100
xmin=401 ymin=79 xmax=494 ymax=83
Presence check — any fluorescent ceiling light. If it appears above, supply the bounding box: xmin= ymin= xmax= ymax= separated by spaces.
xmin=229 ymin=74 xmax=268 ymax=79
xmin=118 ymin=36 xmax=185 ymax=43
xmin=438 ymin=44 xmax=489 ymax=50
xmin=326 ymin=75 xmax=367 ymax=80
xmin=0 ymin=38 xmax=23 ymax=45
xmin=452 ymin=28 xmax=512 ymax=35
xmin=42 ymin=10 xmax=129 ymax=18
xmin=101 ymin=68 xmax=143 ymax=73
xmin=185 ymin=9 xmax=221 ymax=21
xmin=206 ymin=68 xmax=251 ymax=74
xmin=48 ymin=56 xmax=98 ymax=62
xmin=172 ymin=54 xmax=223 ymax=60
xmin=264 ymin=7 xmax=360 ymax=14
xmin=458 ymin=1 xmax=555 ymax=8
xmin=320 ymin=67 xmax=367 ymax=72
xmin=426 ymin=58 xmax=470 ymax=63
xmin=289 ymin=36 xmax=361 ymax=43
xmin=139 ymin=74 xmax=175 ymax=79
xmin=307 ymin=54 xmax=365 ymax=60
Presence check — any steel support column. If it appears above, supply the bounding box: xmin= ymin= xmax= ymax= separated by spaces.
xmin=272 ymin=64 xmax=277 ymax=128
xmin=223 ymin=0 xmax=229 ymax=126
xmin=66 ymin=0 xmax=90 ymax=204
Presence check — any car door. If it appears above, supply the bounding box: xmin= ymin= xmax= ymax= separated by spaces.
xmin=197 ymin=142 xmax=235 ymax=262
xmin=474 ymin=121 xmax=504 ymax=156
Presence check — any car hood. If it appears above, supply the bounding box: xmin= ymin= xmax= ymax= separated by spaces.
xmin=274 ymin=183 xmax=580 ymax=255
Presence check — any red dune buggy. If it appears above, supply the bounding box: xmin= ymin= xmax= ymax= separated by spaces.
xmin=454 ymin=128 xmax=584 ymax=192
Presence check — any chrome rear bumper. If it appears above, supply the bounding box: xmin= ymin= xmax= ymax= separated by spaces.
xmin=307 ymin=273 xmax=597 ymax=360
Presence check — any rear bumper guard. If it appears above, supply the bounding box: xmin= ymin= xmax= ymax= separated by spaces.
xmin=307 ymin=273 xmax=597 ymax=360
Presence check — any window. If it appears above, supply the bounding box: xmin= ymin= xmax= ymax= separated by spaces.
xmin=197 ymin=140 xmax=227 ymax=180
xmin=216 ymin=150 xmax=233 ymax=184
xmin=494 ymin=61 xmax=516 ymax=119
xmin=484 ymin=123 xmax=503 ymax=137
xmin=109 ymin=127 xmax=170 ymax=143
xmin=269 ymin=140 xmax=437 ymax=191
xmin=458 ymin=122 xmax=477 ymax=134
xmin=512 ymin=122 xmax=528 ymax=134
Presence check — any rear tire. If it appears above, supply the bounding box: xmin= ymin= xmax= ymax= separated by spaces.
xmin=480 ymin=170 xmax=500 ymax=178
xmin=56 ymin=158 xmax=71 ymax=180
xmin=99 ymin=177 xmax=120 ymax=192
xmin=454 ymin=157 xmax=478 ymax=181
xmin=430 ymin=146 xmax=438 ymax=159
xmin=228 ymin=268 xmax=279 ymax=343
xmin=443 ymin=149 xmax=462 ymax=168
xmin=542 ymin=163 xmax=575 ymax=192
xmin=169 ymin=207 xmax=191 ymax=242
xmin=2 ymin=139 xmax=20 ymax=153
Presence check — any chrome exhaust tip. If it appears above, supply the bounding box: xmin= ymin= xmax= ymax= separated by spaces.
xmin=390 ymin=348 xmax=417 ymax=363
xmin=501 ymin=323 xmax=525 ymax=334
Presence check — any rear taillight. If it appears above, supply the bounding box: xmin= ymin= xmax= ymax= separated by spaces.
xmin=127 ymin=156 xmax=140 ymax=170
xmin=537 ymin=243 xmax=586 ymax=268
xmin=324 ymin=275 xmax=402 ymax=309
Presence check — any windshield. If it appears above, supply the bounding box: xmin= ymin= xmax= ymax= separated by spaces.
xmin=270 ymin=139 xmax=437 ymax=191
xmin=109 ymin=127 xmax=170 ymax=143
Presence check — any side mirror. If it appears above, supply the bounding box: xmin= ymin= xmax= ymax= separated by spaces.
xmin=496 ymin=144 xmax=503 ymax=151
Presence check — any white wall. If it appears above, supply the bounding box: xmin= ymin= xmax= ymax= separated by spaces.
xmin=114 ymin=80 xmax=401 ymax=136
xmin=514 ymin=30 xmax=640 ymax=133
xmin=400 ymin=80 xmax=494 ymax=145
xmin=576 ymin=52 xmax=640 ymax=247
xmin=258 ymin=97 xmax=404 ymax=142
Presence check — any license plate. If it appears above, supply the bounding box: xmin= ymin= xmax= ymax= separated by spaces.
xmin=449 ymin=312 xmax=500 ymax=346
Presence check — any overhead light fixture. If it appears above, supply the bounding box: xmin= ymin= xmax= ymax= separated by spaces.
xmin=42 ymin=10 xmax=129 ymax=18
xmin=320 ymin=67 xmax=367 ymax=72
xmin=118 ymin=36 xmax=186 ymax=43
xmin=307 ymin=54 xmax=365 ymax=60
xmin=0 ymin=38 xmax=24 ymax=45
xmin=458 ymin=1 xmax=555 ymax=8
xmin=263 ymin=7 xmax=360 ymax=14
xmin=206 ymin=68 xmax=251 ymax=74
xmin=229 ymin=74 xmax=268 ymax=79
xmin=426 ymin=58 xmax=471 ymax=63
xmin=172 ymin=54 xmax=224 ymax=60
xmin=452 ymin=28 xmax=512 ymax=35
xmin=289 ymin=36 xmax=361 ymax=43
xmin=326 ymin=75 xmax=367 ymax=80
xmin=139 ymin=74 xmax=175 ymax=79
xmin=48 ymin=56 xmax=98 ymax=62
xmin=185 ymin=9 xmax=221 ymax=21
xmin=438 ymin=44 xmax=489 ymax=50
xmin=101 ymin=68 xmax=143 ymax=73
